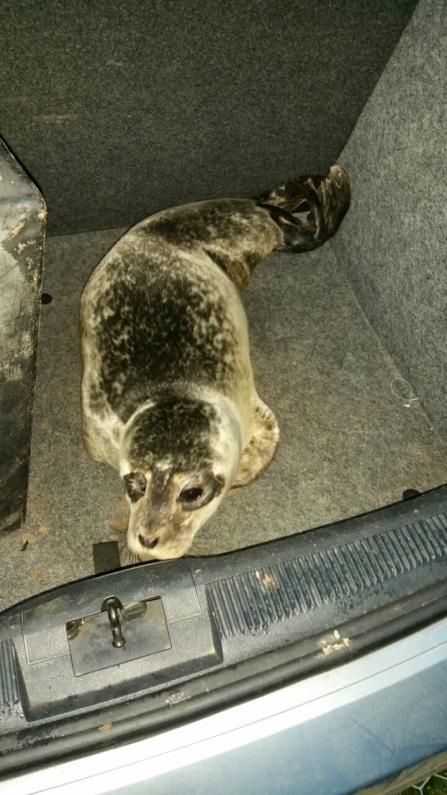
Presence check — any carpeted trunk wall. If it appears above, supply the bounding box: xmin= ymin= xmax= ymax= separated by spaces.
xmin=331 ymin=0 xmax=447 ymax=439
xmin=2 ymin=0 xmax=417 ymax=236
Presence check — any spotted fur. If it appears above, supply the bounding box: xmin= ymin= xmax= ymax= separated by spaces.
xmin=80 ymin=166 xmax=350 ymax=559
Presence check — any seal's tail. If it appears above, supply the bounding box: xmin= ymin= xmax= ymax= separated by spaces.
xmin=256 ymin=165 xmax=351 ymax=253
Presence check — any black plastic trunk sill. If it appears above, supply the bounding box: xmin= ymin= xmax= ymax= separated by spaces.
xmin=1 ymin=577 xmax=447 ymax=780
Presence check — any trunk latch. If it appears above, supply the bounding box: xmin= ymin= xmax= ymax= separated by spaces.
xmin=66 ymin=595 xmax=171 ymax=676
xmin=102 ymin=596 xmax=126 ymax=648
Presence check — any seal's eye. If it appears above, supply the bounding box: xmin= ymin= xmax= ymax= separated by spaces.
xmin=179 ymin=487 xmax=203 ymax=503
xmin=124 ymin=473 xmax=147 ymax=500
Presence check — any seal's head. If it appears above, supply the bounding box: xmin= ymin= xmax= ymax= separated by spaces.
xmin=120 ymin=393 xmax=241 ymax=560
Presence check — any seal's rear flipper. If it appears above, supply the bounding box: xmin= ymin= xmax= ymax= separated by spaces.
xmin=256 ymin=165 xmax=350 ymax=253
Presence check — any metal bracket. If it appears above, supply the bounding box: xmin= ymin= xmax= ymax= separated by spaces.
xmin=66 ymin=595 xmax=171 ymax=676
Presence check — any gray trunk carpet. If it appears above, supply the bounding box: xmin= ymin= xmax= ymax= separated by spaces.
xmin=1 ymin=229 xmax=446 ymax=610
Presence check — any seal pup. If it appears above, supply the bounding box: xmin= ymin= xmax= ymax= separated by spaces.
xmin=80 ymin=165 xmax=350 ymax=560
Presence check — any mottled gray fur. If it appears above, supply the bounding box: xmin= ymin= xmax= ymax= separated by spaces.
xmin=80 ymin=166 xmax=350 ymax=559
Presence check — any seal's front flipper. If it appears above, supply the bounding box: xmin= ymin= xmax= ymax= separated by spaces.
xmin=232 ymin=398 xmax=279 ymax=488
xmin=257 ymin=165 xmax=350 ymax=253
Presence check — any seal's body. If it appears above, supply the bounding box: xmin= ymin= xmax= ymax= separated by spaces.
xmin=80 ymin=166 xmax=350 ymax=560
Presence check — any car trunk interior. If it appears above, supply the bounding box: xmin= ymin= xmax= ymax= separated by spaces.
xmin=1 ymin=227 xmax=445 ymax=609
xmin=0 ymin=0 xmax=447 ymax=779
xmin=1 ymin=0 xmax=445 ymax=610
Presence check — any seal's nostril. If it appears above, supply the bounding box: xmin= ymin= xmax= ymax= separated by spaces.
xmin=138 ymin=534 xmax=158 ymax=550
